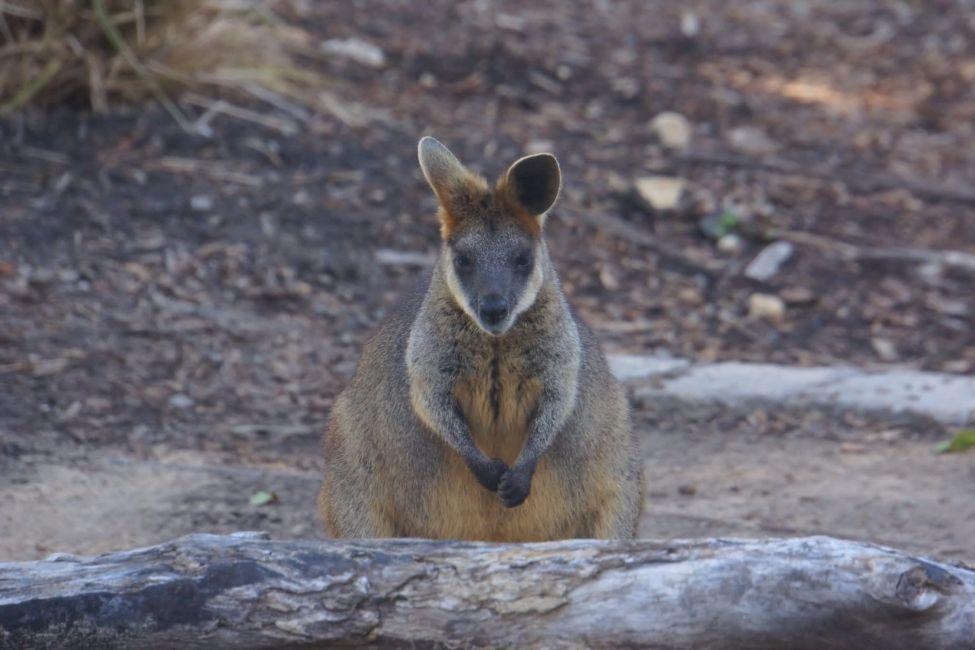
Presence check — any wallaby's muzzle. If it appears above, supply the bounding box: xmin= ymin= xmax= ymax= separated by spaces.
xmin=478 ymin=293 xmax=510 ymax=329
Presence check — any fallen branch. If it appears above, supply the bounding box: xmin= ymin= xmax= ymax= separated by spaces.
xmin=773 ymin=228 xmax=975 ymax=274
xmin=680 ymin=150 xmax=975 ymax=205
xmin=1 ymin=534 xmax=973 ymax=649
xmin=565 ymin=206 xmax=722 ymax=278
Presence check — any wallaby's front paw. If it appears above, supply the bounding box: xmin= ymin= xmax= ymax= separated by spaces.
xmin=471 ymin=457 xmax=508 ymax=492
xmin=498 ymin=465 xmax=533 ymax=508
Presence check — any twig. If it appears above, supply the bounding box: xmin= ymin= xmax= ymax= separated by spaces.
xmin=773 ymin=228 xmax=975 ymax=273
xmin=242 ymin=83 xmax=311 ymax=122
xmin=563 ymin=206 xmax=721 ymax=278
xmin=149 ymin=156 xmax=264 ymax=187
xmin=681 ymin=150 xmax=975 ymax=205
xmin=229 ymin=423 xmax=318 ymax=437
xmin=19 ymin=145 xmax=69 ymax=165
xmin=0 ymin=58 xmax=62 ymax=115
xmin=183 ymin=93 xmax=299 ymax=135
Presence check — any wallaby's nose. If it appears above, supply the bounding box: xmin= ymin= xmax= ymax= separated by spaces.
xmin=479 ymin=294 xmax=509 ymax=327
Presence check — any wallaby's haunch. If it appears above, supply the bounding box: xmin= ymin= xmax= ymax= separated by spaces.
xmin=318 ymin=137 xmax=643 ymax=540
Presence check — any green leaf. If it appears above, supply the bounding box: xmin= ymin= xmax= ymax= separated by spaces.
xmin=717 ymin=210 xmax=739 ymax=236
xmin=935 ymin=429 xmax=975 ymax=454
xmin=249 ymin=490 xmax=279 ymax=506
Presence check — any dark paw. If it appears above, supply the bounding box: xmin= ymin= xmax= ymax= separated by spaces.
xmin=498 ymin=465 xmax=533 ymax=508
xmin=470 ymin=457 xmax=508 ymax=492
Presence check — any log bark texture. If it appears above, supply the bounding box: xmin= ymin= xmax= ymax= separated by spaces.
xmin=1 ymin=532 xmax=973 ymax=649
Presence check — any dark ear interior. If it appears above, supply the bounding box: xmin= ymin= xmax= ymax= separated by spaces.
xmin=505 ymin=153 xmax=561 ymax=215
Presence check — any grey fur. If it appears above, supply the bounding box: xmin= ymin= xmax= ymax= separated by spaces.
xmin=318 ymin=139 xmax=643 ymax=540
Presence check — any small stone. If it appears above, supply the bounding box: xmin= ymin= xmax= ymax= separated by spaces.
xmin=375 ymin=249 xmax=437 ymax=267
xmin=779 ymin=286 xmax=816 ymax=305
xmin=169 ymin=394 xmax=194 ymax=410
xmin=634 ymin=176 xmax=685 ymax=211
xmin=85 ymin=397 xmax=111 ymax=412
xmin=606 ymin=171 xmax=630 ymax=195
xmin=871 ymin=338 xmax=899 ymax=362
xmin=745 ymin=241 xmax=794 ymax=281
xmin=677 ymin=287 xmax=702 ymax=306
xmin=748 ymin=293 xmax=786 ymax=323
xmin=680 ymin=11 xmax=701 ymax=37
xmin=526 ymin=139 xmax=555 ymax=154
xmin=650 ymin=111 xmax=692 ymax=151
xmin=942 ymin=359 xmax=971 ymax=374
xmin=320 ymin=38 xmax=385 ymax=67
xmin=728 ymin=126 xmax=778 ymax=156
xmin=717 ymin=233 xmax=743 ymax=253
xmin=840 ymin=442 xmax=868 ymax=454
xmin=495 ymin=13 xmax=526 ymax=31
xmin=599 ymin=265 xmax=621 ymax=291
xmin=190 ymin=195 xmax=213 ymax=212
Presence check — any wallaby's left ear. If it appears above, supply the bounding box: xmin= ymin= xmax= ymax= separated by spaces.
xmin=504 ymin=153 xmax=561 ymax=217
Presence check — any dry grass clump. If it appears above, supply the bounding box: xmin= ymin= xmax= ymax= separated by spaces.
xmin=0 ymin=0 xmax=313 ymax=125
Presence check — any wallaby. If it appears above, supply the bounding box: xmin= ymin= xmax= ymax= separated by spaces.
xmin=318 ymin=137 xmax=643 ymax=540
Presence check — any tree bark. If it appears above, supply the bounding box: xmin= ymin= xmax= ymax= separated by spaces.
xmin=1 ymin=533 xmax=973 ymax=649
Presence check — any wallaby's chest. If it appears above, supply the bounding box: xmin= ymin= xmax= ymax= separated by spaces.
xmin=453 ymin=351 xmax=541 ymax=465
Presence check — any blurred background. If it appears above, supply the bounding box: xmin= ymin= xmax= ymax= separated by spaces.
xmin=1 ymin=0 xmax=973 ymax=561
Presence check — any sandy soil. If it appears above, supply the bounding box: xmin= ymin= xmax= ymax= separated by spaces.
xmin=1 ymin=0 xmax=973 ymax=562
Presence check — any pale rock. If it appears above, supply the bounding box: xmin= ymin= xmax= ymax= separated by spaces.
xmin=526 ymin=140 xmax=555 ymax=154
xmin=190 ymin=195 xmax=213 ymax=212
xmin=677 ymin=287 xmax=702 ymax=306
xmin=599 ymin=265 xmax=621 ymax=291
xmin=717 ymin=234 xmax=743 ymax=253
xmin=169 ymin=394 xmax=194 ymax=410
xmin=745 ymin=241 xmax=794 ymax=281
xmin=634 ymin=176 xmax=685 ymax=211
xmin=320 ymin=38 xmax=386 ymax=68
xmin=779 ymin=286 xmax=816 ymax=305
xmin=650 ymin=112 xmax=692 ymax=151
xmin=680 ymin=12 xmax=701 ymax=37
xmin=871 ymin=338 xmax=899 ymax=362
xmin=748 ymin=293 xmax=786 ymax=323
xmin=728 ymin=126 xmax=778 ymax=156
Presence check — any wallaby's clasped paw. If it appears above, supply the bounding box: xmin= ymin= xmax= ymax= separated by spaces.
xmin=470 ymin=457 xmax=509 ymax=493
xmin=318 ymin=137 xmax=644 ymax=541
xmin=498 ymin=463 xmax=534 ymax=508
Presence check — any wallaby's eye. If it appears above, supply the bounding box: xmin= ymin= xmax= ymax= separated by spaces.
xmin=454 ymin=253 xmax=473 ymax=272
xmin=514 ymin=251 xmax=532 ymax=271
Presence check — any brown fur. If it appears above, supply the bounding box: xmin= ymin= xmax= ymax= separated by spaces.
xmin=318 ymin=138 xmax=643 ymax=541
xmin=434 ymin=170 xmax=542 ymax=240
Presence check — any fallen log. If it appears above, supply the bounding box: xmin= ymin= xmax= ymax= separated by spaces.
xmin=1 ymin=533 xmax=973 ymax=649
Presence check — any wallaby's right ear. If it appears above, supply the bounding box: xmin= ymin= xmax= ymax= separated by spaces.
xmin=418 ymin=137 xmax=468 ymax=204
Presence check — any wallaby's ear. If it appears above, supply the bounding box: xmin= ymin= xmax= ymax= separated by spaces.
xmin=418 ymin=136 xmax=469 ymax=203
xmin=503 ymin=153 xmax=561 ymax=217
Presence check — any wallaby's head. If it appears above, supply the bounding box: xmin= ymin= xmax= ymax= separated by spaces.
xmin=418 ymin=137 xmax=561 ymax=336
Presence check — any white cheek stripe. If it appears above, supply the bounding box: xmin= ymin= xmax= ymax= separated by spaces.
xmin=443 ymin=253 xmax=481 ymax=323
xmin=510 ymin=255 xmax=544 ymax=320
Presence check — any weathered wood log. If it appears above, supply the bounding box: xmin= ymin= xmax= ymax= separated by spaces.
xmin=1 ymin=533 xmax=973 ymax=649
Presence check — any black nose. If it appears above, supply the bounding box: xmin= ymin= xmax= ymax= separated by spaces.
xmin=479 ymin=294 xmax=509 ymax=327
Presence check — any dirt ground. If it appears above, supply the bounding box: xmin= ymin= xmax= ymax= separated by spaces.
xmin=1 ymin=0 xmax=973 ymax=562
